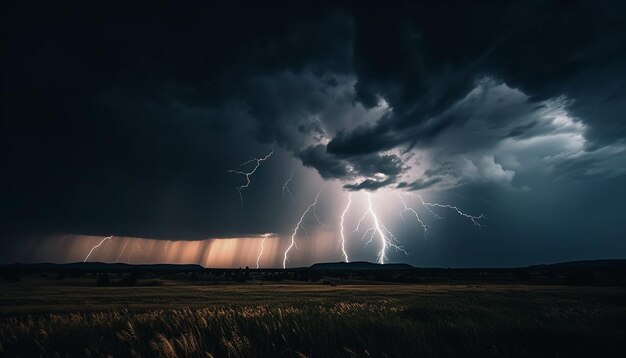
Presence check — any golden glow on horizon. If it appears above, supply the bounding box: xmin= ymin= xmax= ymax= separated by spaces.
xmin=21 ymin=231 xmax=345 ymax=268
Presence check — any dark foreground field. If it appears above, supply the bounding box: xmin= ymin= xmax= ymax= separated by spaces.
xmin=1 ymin=279 xmax=625 ymax=357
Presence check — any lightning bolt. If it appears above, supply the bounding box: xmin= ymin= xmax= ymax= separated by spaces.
xmin=354 ymin=210 xmax=370 ymax=232
xmin=399 ymin=195 xmax=429 ymax=238
xmin=356 ymin=193 xmax=407 ymax=264
xmin=312 ymin=205 xmax=325 ymax=226
xmin=413 ymin=194 xmax=442 ymax=219
xmin=418 ymin=194 xmax=485 ymax=228
xmin=282 ymin=191 xmax=321 ymax=269
xmin=228 ymin=148 xmax=274 ymax=205
xmin=282 ymin=170 xmax=295 ymax=202
xmin=84 ymin=236 xmax=113 ymax=262
xmin=339 ymin=192 xmax=352 ymax=262
xmin=256 ymin=234 xmax=270 ymax=269
xmin=115 ymin=240 xmax=129 ymax=263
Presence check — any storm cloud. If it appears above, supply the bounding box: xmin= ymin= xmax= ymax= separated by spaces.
xmin=2 ymin=0 xmax=625 ymax=266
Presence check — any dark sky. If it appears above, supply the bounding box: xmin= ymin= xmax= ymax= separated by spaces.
xmin=2 ymin=0 xmax=625 ymax=267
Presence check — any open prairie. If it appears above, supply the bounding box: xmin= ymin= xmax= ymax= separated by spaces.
xmin=1 ymin=278 xmax=625 ymax=357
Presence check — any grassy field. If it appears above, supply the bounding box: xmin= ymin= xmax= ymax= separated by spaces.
xmin=1 ymin=280 xmax=625 ymax=357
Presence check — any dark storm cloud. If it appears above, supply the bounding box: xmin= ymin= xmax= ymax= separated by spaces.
xmin=396 ymin=177 xmax=442 ymax=191
xmin=343 ymin=178 xmax=395 ymax=192
xmin=328 ymin=0 xmax=626 ymax=155
xmin=326 ymin=120 xmax=397 ymax=155
xmin=350 ymin=152 xmax=405 ymax=179
xmin=506 ymin=122 xmax=538 ymax=139
xmin=298 ymin=145 xmax=351 ymax=179
xmin=2 ymin=0 xmax=625 ymax=246
xmin=1 ymin=1 xmax=355 ymax=239
xmin=544 ymin=144 xmax=626 ymax=180
xmin=297 ymin=144 xmax=405 ymax=184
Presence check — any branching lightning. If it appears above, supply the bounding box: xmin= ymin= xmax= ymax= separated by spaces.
xmin=84 ymin=236 xmax=113 ymax=262
xmin=282 ymin=170 xmax=294 ymax=202
xmin=355 ymin=193 xmax=407 ymax=264
xmin=354 ymin=210 xmax=370 ymax=232
xmin=339 ymin=192 xmax=352 ymax=262
xmin=228 ymin=148 xmax=274 ymax=205
xmin=418 ymin=194 xmax=485 ymax=228
xmin=399 ymin=195 xmax=429 ymax=238
xmin=282 ymin=191 xmax=321 ymax=269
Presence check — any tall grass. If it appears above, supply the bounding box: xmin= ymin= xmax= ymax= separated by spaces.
xmin=1 ymin=285 xmax=625 ymax=357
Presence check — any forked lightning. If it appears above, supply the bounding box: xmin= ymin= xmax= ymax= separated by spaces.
xmin=282 ymin=191 xmax=321 ymax=268
xmin=228 ymin=148 xmax=274 ymax=205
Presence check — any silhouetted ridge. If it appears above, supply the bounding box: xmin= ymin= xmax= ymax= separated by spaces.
xmin=310 ymin=261 xmax=414 ymax=270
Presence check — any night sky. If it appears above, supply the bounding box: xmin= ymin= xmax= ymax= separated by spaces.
xmin=2 ymin=1 xmax=625 ymax=267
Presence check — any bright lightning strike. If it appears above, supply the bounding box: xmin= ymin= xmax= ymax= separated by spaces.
xmin=418 ymin=194 xmax=485 ymax=228
xmin=356 ymin=193 xmax=407 ymax=264
xmin=84 ymin=236 xmax=113 ymax=262
xmin=354 ymin=210 xmax=369 ymax=232
xmin=399 ymin=195 xmax=429 ymax=238
xmin=282 ymin=191 xmax=321 ymax=269
xmin=339 ymin=192 xmax=352 ymax=262
xmin=228 ymin=148 xmax=274 ymax=205
xmin=282 ymin=170 xmax=294 ymax=202
xmin=256 ymin=234 xmax=271 ymax=269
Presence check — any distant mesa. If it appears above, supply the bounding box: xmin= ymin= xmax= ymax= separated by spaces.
xmin=309 ymin=261 xmax=414 ymax=270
